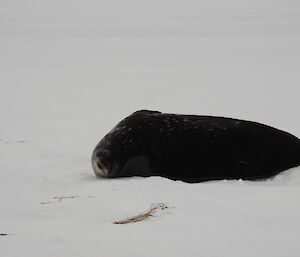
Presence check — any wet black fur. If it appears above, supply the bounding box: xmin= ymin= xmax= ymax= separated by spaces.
xmin=92 ymin=110 xmax=300 ymax=182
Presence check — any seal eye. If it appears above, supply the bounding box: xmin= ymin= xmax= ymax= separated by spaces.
xmin=96 ymin=149 xmax=110 ymax=158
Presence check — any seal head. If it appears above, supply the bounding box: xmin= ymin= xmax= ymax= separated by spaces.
xmin=91 ymin=110 xmax=160 ymax=178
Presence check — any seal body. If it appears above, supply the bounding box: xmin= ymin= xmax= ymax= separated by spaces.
xmin=92 ymin=110 xmax=300 ymax=182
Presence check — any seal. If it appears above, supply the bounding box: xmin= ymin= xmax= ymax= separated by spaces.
xmin=92 ymin=110 xmax=300 ymax=182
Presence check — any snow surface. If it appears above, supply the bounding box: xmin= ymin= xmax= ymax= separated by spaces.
xmin=1 ymin=0 xmax=300 ymax=256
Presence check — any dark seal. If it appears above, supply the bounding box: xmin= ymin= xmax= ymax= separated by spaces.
xmin=92 ymin=110 xmax=300 ymax=182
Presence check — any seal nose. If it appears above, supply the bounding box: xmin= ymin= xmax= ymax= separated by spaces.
xmin=92 ymin=155 xmax=109 ymax=177
xmin=96 ymin=159 xmax=107 ymax=174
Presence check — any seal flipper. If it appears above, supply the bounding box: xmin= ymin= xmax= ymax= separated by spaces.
xmin=120 ymin=155 xmax=153 ymax=177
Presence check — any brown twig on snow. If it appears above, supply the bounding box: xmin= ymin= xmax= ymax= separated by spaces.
xmin=40 ymin=195 xmax=79 ymax=204
xmin=40 ymin=201 xmax=53 ymax=205
xmin=53 ymin=196 xmax=79 ymax=202
xmin=114 ymin=203 xmax=168 ymax=224
xmin=16 ymin=140 xmax=26 ymax=143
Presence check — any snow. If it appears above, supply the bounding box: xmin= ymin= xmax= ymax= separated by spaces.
xmin=1 ymin=0 xmax=300 ymax=256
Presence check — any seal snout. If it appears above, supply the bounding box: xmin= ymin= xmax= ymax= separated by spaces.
xmin=92 ymin=157 xmax=108 ymax=177
xmin=92 ymin=151 xmax=109 ymax=178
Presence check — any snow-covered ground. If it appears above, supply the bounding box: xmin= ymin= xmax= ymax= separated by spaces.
xmin=1 ymin=0 xmax=300 ymax=256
